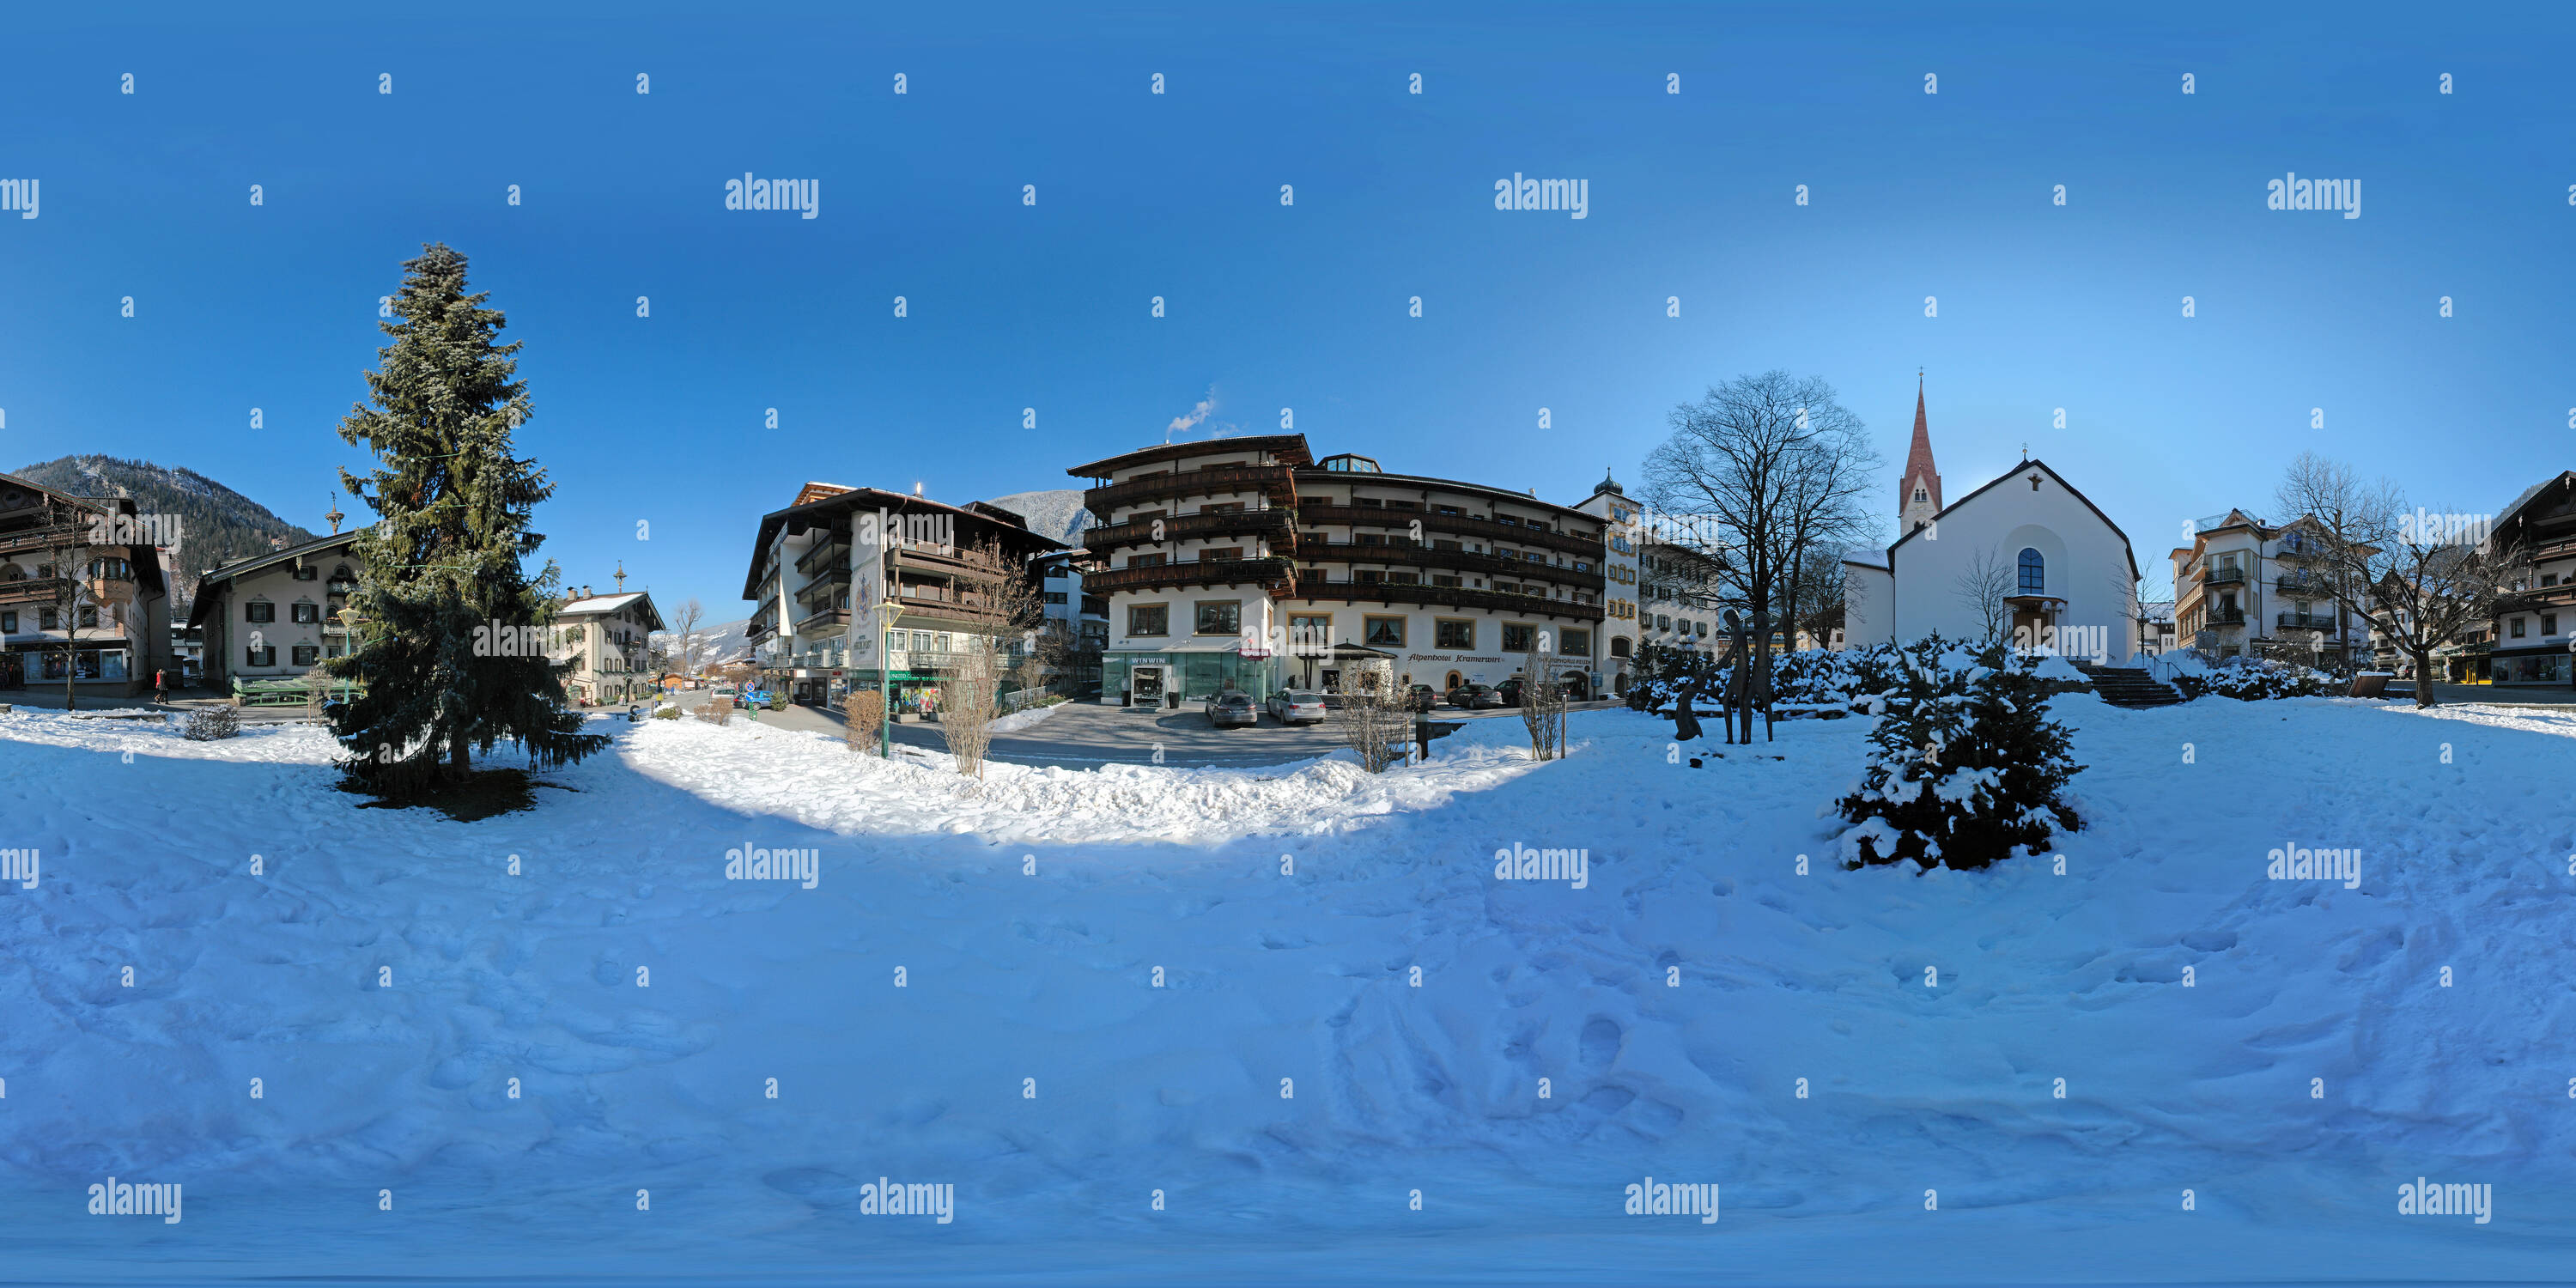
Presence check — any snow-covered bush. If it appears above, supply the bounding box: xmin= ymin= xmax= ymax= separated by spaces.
xmin=1834 ymin=635 xmax=2083 ymax=871
xmin=1625 ymin=640 xmax=1721 ymax=714
xmin=2171 ymin=657 xmax=2337 ymax=702
xmin=652 ymin=704 xmax=680 ymax=720
xmin=185 ymin=706 xmax=241 ymax=741
xmin=1769 ymin=646 xmax=1903 ymax=717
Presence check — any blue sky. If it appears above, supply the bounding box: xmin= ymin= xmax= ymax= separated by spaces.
xmin=1 ymin=2 xmax=2568 ymax=616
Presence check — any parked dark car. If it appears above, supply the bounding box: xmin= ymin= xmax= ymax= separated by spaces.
xmin=1401 ymin=683 xmax=1438 ymax=713
xmin=1446 ymin=683 xmax=1504 ymax=710
xmin=1496 ymin=676 xmax=1557 ymax=707
xmin=1204 ymin=689 xmax=1260 ymax=728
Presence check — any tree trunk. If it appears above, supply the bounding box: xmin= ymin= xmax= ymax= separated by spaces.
xmin=62 ymin=636 xmax=76 ymax=713
xmin=449 ymin=733 xmax=471 ymax=777
xmin=2411 ymin=646 xmax=2437 ymax=708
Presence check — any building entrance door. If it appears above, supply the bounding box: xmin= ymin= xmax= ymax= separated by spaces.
xmin=1132 ymin=665 xmax=1164 ymax=706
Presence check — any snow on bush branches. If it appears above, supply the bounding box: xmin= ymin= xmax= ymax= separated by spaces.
xmin=2170 ymin=657 xmax=2339 ymax=702
xmin=1834 ymin=635 xmax=2083 ymax=871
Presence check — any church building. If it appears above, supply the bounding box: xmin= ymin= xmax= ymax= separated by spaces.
xmin=1842 ymin=380 xmax=2142 ymax=663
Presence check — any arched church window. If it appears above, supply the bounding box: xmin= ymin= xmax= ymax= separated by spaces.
xmin=2018 ymin=548 xmax=2044 ymax=594
xmin=1913 ymin=488 xmax=1927 ymax=503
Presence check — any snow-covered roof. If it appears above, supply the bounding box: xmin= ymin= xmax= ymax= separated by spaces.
xmin=1842 ymin=549 xmax=1889 ymax=569
xmin=558 ymin=592 xmax=648 ymax=617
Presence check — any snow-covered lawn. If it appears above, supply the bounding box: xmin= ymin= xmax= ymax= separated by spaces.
xmin=0 ymin=696 xmax=2568 ymax=1284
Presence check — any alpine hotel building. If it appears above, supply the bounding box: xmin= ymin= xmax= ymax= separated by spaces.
xmin=1069 ymin=434 xmax=1613 ymax=705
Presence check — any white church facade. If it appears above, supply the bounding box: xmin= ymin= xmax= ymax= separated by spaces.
xmin=1842 ymin=384 xmax=2142 ymax=664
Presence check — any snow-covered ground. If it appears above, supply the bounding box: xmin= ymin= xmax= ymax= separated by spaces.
xmin=1 ymin=695 xmax=2570 ymax=1284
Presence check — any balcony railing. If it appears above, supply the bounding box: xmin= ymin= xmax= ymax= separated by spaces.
xmin=1289 ymin=572 xmax=1605 ymax=622
xmin=2200 ymin=565 xmax=2247 ymax=586
xmin=2275 ymin=612 xmax=2339 ymax=631
xmin=1084 ymin=507 xmax=1294 ymax=554
xmin=2275 ymin=575 xmax=2331 ymax=596
xmin=326 ymin=579 xmax=360 ymax=593
xmin=2205 ymin=608 xmax=2246 ymax=625
xmin=1297 ymin=504 xmax=1601 ymax=560
xmin=1302 ymin=540 xmax=1607 ymax=589
xmin=794 ymin=537 xmax=851 ymax=578
xmin=1083 ymin=464 xmax=1298 ymax=517
xmin=797 ymin=607 xmax=850 ymax=633
xmin=1084 ymin=556 xmax=1297 ymax=596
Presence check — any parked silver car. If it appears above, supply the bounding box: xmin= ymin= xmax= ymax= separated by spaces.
xmin=1204 ymin=690 xmax=1260 ymax=728
xmin=1265 ymin=689 xmax=1327 ymax=725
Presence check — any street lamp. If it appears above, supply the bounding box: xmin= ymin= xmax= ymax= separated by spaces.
xmin=331 ymin=605 xmax=365 ymax=704
xmin=872 ymin=592 xmax=904 ymax=760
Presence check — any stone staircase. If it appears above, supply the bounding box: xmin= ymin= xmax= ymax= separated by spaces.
xmin=2070 ymin=661 xmax=2186 ymax=708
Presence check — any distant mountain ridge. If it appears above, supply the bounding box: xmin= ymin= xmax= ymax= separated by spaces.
xmin=982 ymin=489 xmax=1093 ymax=545
xmin=11 ymin=455 xmax=319 ymax=608
xmin=652 ymin=617 xmax=756 ymax=670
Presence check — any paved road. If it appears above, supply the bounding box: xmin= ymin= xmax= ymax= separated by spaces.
xmin=2391 ymin=683 xmax=2576 ymax=708
xmin=670 ymin=690 xmax=1613 ymax=768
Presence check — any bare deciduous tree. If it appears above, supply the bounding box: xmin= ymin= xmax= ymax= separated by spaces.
xmin=1333 ymin=665 xmax=1404 ymax=773
xmin=1953 ymin=544 xmax=2014 ymax=644
xmin=43 ymin=519 xmax=105 ymax=712
xmin=2272 ymin=453 xmax=2384 ymax=677
xmin=667 ymin=596 xmax=706 ymax=680
xmin=1642 ymin=370 xmax=1882 ymax=733
xmin=842 ymin=690 xmax=883 ymax=751
xmin=1518 ymin=648 xmax=1567 ymax=762
xmin=939 ymin=635 xmax=1000 ymax=781
xmin=2336 ymin=504 xmax=2524 ymax=708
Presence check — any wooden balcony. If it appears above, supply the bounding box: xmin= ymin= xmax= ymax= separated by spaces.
xmin=1084 ymin=556 xmax=1297 ymax=596
xmin=1297 ymin=504 xmax=1601 ymax=561
xmin=1288 ymin=572 xmax=1605 ymax=622
xmin=1082 ymin=464 xmax=1297 ymax=519
xmin=794 ymin=536 xmax=851 ymax=578
xmin=1301 ymin=540 xmax=1606 ymax=589
xmin=1084 ymin=508 xmax=1294 ymax=554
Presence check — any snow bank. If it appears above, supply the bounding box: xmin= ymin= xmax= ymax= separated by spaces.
xmin=2 ymin=696 xmax=2572 ymax=1283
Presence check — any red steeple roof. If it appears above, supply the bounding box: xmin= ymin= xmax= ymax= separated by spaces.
xmin=1900 ymin=374 xmax=1941 ymax=516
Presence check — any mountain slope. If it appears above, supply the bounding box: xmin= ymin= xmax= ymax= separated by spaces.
xmin=981 ymin=489 xmax=1093 ymax=545
xmin=11 ymin=455 xmax=318 ymax=607
xmin=652 ymin=617 xmax=755 ymax=669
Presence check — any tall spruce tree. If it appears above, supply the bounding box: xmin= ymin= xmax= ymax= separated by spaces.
xmin=324 ymin=243 xmax=605 ymax=797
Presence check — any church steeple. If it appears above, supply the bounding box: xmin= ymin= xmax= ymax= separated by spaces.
xmin=1900 ymin=372 xmax=1942 ymax=532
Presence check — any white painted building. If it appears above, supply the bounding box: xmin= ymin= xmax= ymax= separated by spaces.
xmin=550 ymin=586 xmax=664 ymax=706
xmin=1841 ymin=393 xmax=2141 ymax=662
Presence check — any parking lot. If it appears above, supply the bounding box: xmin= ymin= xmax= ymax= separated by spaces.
xmin=673 ymin=690 xmax=1614 ymax=768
